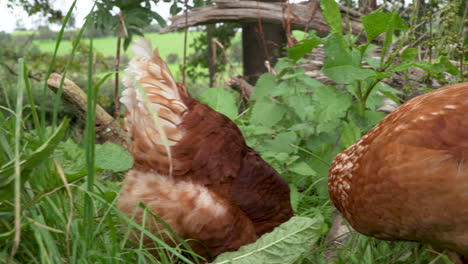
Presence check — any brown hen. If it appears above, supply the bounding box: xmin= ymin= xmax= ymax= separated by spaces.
xmin=329 ymin=82 xmax=468 ymax=262
xmin=118 ymin=38 xmax=292 ymax=260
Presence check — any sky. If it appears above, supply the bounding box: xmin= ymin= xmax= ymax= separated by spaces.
xmin=0 ymin=0 xmax=396 ymax=33
xmin=0 ymin=0 xmax=173 ymax=33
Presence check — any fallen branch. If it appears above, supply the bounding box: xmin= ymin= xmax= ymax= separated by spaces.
xmin=47 ymin=73 xmax=126 ymax=145
xmin=163 ymin=0 xmax=371 ymax=42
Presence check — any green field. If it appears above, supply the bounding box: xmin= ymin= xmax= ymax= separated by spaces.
xmin=33 ymin=32 xmax=203 ymax=60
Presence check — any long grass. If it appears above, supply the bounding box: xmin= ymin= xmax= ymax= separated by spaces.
xmin=0 ymin=3 xmax=457 ymax=264
xmin=0 ymin=3 xmax=197 ymax=264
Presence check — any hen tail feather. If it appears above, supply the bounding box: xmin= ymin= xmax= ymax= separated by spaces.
xmin=121 ymin=37 xmax=187 ymax=172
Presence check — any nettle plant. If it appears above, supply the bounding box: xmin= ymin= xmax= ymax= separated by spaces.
xmin=202 ymin=0 xmax=459 ymax=210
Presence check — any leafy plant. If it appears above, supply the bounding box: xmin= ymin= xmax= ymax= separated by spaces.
xmin=211 ymin=216 xmax=324 ymax=264
xmin=198 ymin=1 xmax=460 ymax=262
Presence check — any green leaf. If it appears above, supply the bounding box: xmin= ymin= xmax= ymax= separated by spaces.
xmin=265 ymin=132 xmax=297 ymax=154
xmin=95 ymin=143 xmax=133 ymax=172
xmin=312 ymin=86 xmax=353 ymax=122
xmin=376 ymin=82 xmax=402 ymax=105
xmin=151 ymin=11 xmax=167 ymax=28
xmin=199 ymin=88 xmax=238 ymax=120
xmin=289 ymin=184 xmax=300 ymax=212
xmin=251 ymin=74 xmax=277 ymax=100
xmin=323 ymin=65 xmax=377 ymax=84
xmin=400 ymin=48 xmax=418 ymax=62
xmin=390 ymin=56 xmax=459 ymax=75
xmin=362 ymin=11 xmax=408 ymax=42
xmin=211 ymin=216 xmax=323 ymax=264
xmin=250 ymin=98 xmax=287 ymax=127
xmin=53 ymin=139 xmax=86 ymax=176
xmin=286 ymin=95 xmax=313 ymax=121
xmin=0 ymin=119 xmax=70 ymax=186
xmin=287 ymin=38 xmax=322 ymax=62
xmin=289 ymin=162 xmax=317 ymax=176
xmin=431 ymin=56 xmax=460 ymax=75
xmin=364 ymin=110 xmax=386 ymax=129
xmin=323 ymin=33 xmax=360 ymax=68
xmin=0 ymin=119 xmax=69 ymax=200
xmin=341 ymin=121 xmax=361 ymax=148
xmin=320 ymin=0 xmax=343 ymax=34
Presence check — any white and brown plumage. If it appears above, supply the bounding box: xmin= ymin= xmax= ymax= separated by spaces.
xmin=329 ymin=82 xmax=468 ymax=262
xmin=118 ymin=38 xmax=292 ymax=260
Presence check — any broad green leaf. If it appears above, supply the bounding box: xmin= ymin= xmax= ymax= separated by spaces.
xmin=320 ymin=0 xmax=343 ymax=34
xmin=0 ymin=119 xmax=69 ymax=200
xmin=251 ymin=74 xmax=277 ymax=100
xmin=151 ymin=11 xmax=167 ymax=28
xmin=323 ymin=65 xmax=377 ymax=84
xmin=242 ymin=125 xmax=275 ymax=136
xmin=312 ymin=86 xmax=353 ymax=122
xmin=269 ymin=81 xmax=294 ymax=97
xmin=289 ymin=162 xmax=317 ymax=176
xmin=265 ymin=132 xmax=297 ymax=154
xmin=287 ymin=38 xmax=322 ymax=62
xmin=341 ymin=121 xmax=361 ymax=148
xmin=323 ymin=33 xmax=360 ymax=68
xmin=0 ymin=119 xmax=70 ymax=186
xmin=390 ymin=56 xmax=459 ymax=75
xmin=365 ymin=86 xmax=384 ymax=110
xmin=53 ymin=139 xmax=86 ymax=176
xmin=430 ymin=56 xmax=460 ymax=75
xmin=401 ymin=48 xmax=418 ymax=62
xmin=376 ymin=82 xmax=402 ymax=105
xmin=316 ymin=121 xmax=341 ymax=134
xmin=95 ymin=143 xmax=133 ymax=172
xmin=362 ymin=11 xmax=408 ymax=42
xmin=199 ymin=88 xmax=238 ymax=120
xmin=250 ymin=98 xmax=287 ymax=127
xmin=211 ymin=216 xmax=323 ymax=264
xmin=286 ymin=95 xmax=313 ymax=121
xmin=364 ymin=110 xmax=386 ymax=129
xmin=273 ymin=57 xmax=295 ymax=73
xmin=53 ymin=141 xmax=133 ymax=181
xmin=289 ymin=184 xmax=300 ymax=212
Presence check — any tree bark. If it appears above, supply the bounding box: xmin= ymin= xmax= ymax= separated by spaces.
xmin=240 ymin=0 xmax=287 ymax=84
xmin=162 ymin=0 xmax=365 ymax=39
xmin=242 ymin=21 xmax=286 ymax=84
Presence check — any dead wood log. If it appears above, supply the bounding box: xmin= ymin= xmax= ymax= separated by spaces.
xmin=163 ymin=0 xmax=371 ymax=42
xmin=47 ymin=73 xmax=126 ymax=145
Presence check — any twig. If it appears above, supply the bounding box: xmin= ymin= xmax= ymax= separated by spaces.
xmin=256 ymin=1 xmax=270 ymax=63
xmin=283 ymin=1 xmax=294 ymax=47
xmin=0 ymin=62 xmax=42 ymax=81
xmin=226 ymin=75 xmax=253 ymax=101
xmin=213 ymin=39 xmax=238 ymax=76
xmin=303 ymin=1 xmax=319 ymax=34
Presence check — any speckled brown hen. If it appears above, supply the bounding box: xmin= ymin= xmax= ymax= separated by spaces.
xmin=329 ymin=82 xmax=468 ymax=262
xmin=117 ymin=38 xmax=292 ymax=260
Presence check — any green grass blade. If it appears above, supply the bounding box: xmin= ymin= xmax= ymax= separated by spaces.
xmin=40 ymin=0 xmax=78 ymax=132
xmin=22 ymin=63 xmax=42 ymax=138
xmin=84 ymin=13 xmax=96 ymax=254
xmin=51 ymin=3 xmax=91 ymax=128
xmin=11 ymin=58 xmax=26 ymax=259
